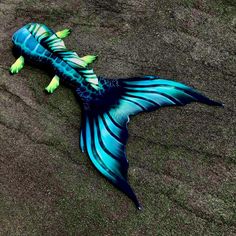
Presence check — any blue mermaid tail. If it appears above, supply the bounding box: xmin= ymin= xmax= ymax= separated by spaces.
xmin=79 ymin=76 xmax=222 ymax=209
xmin=10 ymin=23 xmax=223 ymax=209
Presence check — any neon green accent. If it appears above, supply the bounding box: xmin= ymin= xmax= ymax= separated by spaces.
xmin=56 ymin=29 xmax=71 ymax=39
xmin=81 ymin=55 xmax=97 ymax=65
xmin=10 ymin=56 xmax=24 ymax=74
xmin=45 ymin=75 xmax=60 ymax=93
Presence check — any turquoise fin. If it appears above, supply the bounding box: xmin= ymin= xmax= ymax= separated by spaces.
xmin=79 ymin=76 xmax=222 ymax=209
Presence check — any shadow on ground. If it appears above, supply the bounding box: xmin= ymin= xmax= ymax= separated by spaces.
xmin=0 ymin=0 xmax=235 ymax=235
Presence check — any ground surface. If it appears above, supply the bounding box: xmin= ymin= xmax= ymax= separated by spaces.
xmin=0 ymin=0 xmax=235 ymax=235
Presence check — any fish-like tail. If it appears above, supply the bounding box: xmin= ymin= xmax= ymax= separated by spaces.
xmin=78 ymin=76 xmax=223 ymax=208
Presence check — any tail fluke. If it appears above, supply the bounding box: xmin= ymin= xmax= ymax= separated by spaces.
xmin=80 ymin=110 xmax=141 ymax=209
xmin=119 ymin=76 xmax=223 ymax=109
xmin=78 ymin=76 xmax=222 ymax=208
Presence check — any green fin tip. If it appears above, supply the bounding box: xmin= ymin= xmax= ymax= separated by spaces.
xmin=10 ymin=56 xmax=24 ymax=74
xmin=56 ymin=29 xmax=71 ymax=39
xmin=45 ymin=75 xmax=60 ymax=93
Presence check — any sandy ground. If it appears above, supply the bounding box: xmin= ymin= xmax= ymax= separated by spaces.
xmin=0 ymin=0 xmax=235 ymax=235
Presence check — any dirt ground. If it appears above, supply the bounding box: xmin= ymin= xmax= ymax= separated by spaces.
xmin=0 ymin=0 xmax=235 ymax=235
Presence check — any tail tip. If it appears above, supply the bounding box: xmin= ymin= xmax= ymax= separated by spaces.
xmin=137 ymin=205 xmax=143 ymax=211
xmin=208 ymin=99 xmax=224 ymax=107
xmin=214 ymin=100 xmax=224 ymax=107
xmin=136 ymin=202 xmax=143 ymax=211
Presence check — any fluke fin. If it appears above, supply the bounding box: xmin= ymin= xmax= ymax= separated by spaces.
xmin=80 ymin=110 xmax=141 ymax=209
xmin=78 ymin=76 xmax=222 ymax=208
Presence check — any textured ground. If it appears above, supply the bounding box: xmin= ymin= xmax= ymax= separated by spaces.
xmin=0 ymin=0 xmax=236 ymax=235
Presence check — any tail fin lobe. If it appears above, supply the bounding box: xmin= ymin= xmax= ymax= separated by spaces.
xmin=78 ymin=75 xmax=222 ymax=208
